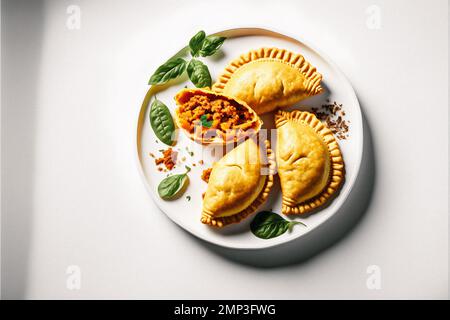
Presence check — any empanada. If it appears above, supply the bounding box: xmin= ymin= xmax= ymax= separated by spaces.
xmin=175 ymin=88 xmax=262 ymax=145
xmin=213 ymin=48 xmax=323 ymax=115
xmin=201 ymin=138 xmax=275 ymax=227
xmin=275 ymin=110 xmax=344 ymax=214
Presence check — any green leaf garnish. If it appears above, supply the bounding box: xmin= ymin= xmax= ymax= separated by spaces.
xmin=187 ymin=59 xmax=212 ymax=88
xmin=189 ymin=30 xmax=206 ymax=57
xmin=250 ymin=211 xmax=306 ymax=239
xmin=157 ymin=167 xmax=190 ymax=200
xmin=148 ymin=30 xmax=225 ymax=88
xmin=199 ymin=36 xmax=226 ymax=57
xmin=149 ymin=98 xmax=175 ymax=145
xmin=149 ymin=57 xmax=187 ymax=85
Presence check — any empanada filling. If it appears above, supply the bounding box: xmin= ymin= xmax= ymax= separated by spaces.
xmin=177 ymin=93 xmax=258 ymax=138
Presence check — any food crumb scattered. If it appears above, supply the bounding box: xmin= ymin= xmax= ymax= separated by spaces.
xmin=198 ymin=160 xmax=204 ymax=165
xmin=185 ymin=147 xmax=194 ymax=157
xmin=155 ymin=148 xmax=177 ymax=171
xmin=311 ymin=100 xmax=350 ymax=140
xmin=201 ymin=168 xmax=212 ymax=183
xmin=186 ymin=195 xmax=191 ymax=201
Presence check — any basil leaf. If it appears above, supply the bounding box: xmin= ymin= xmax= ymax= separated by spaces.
xmin=189 ymin=30 xmax=206 ymax=57
xmin=149 ymin=98 xmax=175 ymax=145
xmin=199 ymin=36 xmax=226 ymax=57
xmin=250 ymin=211 xmax=306 ymax=239
xmin=200 ymin=114 xmax=212 ymax=128
xmin=149 ymin=57 xmax=187 ymax=85
xmin=158 ymin=173 xmax=188 ymax=200
xmin=187 ymin=59 xmax=212 ymax=88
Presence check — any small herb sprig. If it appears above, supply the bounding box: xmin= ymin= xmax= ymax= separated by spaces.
xmin=200 ymin=114 xmax=212 ymax=128
xmin=149 ymin=30 xmax=226 ymax=88
xmin=250 ymin=211 xmax=306 ymax=239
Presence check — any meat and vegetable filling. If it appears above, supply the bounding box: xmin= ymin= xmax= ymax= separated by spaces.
xmin=177 ymin=95 xmax=256 ymax=133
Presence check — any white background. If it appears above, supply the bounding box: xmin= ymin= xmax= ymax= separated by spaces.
xmin=1 ymin=0 xmax=448 ymax=299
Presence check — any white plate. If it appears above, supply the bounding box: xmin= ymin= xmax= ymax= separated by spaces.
xmin=136 ymin=28 xmax=363 ymax=250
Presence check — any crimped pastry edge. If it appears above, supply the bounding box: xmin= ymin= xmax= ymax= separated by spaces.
xmin=275 ymin=110 xmax=345 ymax=215
xmin=212 ymin=47 xmax=323 ymax=97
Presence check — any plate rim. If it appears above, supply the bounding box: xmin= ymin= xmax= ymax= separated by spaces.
xmin=135 ymin=26 xmax=364 ymax=250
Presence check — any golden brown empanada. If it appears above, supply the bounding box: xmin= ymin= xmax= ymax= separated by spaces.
xmin=275 ymin=110 xmax=344 ymax=214
xmin=213 ymin=48 xmax=323 ymax=115
xmin=201 ymin=138 xmax=275 ymax=227
xmin=174 ymin=88 xmax=262 ymax=145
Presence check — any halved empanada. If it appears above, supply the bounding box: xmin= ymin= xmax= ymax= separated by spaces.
xmin=275 ymin=110 xmax=344 ymax=214
xmin=175 ymin=88 xmax=262 ymax=145
xmin=201 ymin=138 xmax=275 ymax=227
xmin=213 ymin=47 xmax=323 ymax=115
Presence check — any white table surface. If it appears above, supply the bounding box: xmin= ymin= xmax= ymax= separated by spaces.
xmin=1 ymin=0 xmax=448 ymax=299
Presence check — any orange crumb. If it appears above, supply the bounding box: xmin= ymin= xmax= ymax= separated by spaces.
xmin=155 ymin=148 xmax=177 ymax=171
xmin=201 ymin=168 xmax=212 ymax=183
